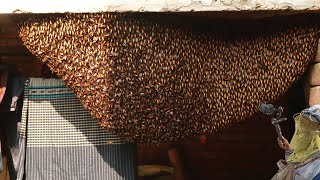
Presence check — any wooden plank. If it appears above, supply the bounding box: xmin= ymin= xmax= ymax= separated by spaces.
xmin=0 ymin=39 xmax=23 ymax=47
xmin=182 ymin=142 xmax=279 ymax=152
xmin=0 ymin=33 xmax=20 ymax=39
xmin=187 ymin=155 xmax=280 ymax=168
xmin=1 ymin=55 xmax=38 ymax=62
xmin=0 ymin=47 xmax=33 ymax=56
xmin=185 ymin=151 xmax=279 ymax=161
xmin=16 ymin=61 xmax=42 ymax=76
xmin=188 ymin=169 xmax=275 ymax=180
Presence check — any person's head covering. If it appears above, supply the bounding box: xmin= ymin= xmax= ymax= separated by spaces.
xmin=287 ymin=104 xmax=320 ymax=163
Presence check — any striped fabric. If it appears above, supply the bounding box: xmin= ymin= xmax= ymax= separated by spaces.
xmin=19 ymin=78 xmax=136 ymax=180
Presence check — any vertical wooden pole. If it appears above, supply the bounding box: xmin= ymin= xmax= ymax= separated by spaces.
xmin=168 ymin=147 xmax=188 ymax=180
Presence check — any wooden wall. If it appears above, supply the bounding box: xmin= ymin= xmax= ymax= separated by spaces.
xmin=137 ymin=97 xmax=290 ymax=180
xmin=0 ymin=17 xmax=42 ymax=180
xmin=0 ymin=15 xmax=306 ymax=180
xmin=0 ymin=18 xmax=42 ymax=77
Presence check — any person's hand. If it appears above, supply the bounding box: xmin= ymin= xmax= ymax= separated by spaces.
xmin=277 ymin=136 xmax=291 ymax=151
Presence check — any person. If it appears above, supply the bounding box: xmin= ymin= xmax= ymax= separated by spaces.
xmin=272 ymin=104 xmax=320 ymax=180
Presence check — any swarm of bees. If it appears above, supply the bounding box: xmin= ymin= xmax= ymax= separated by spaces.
xmin=16 ymin=13 xmax=319 ymax=143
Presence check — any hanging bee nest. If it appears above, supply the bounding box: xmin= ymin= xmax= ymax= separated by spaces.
xmin=16 ymin=13 xmax=319 ymax=143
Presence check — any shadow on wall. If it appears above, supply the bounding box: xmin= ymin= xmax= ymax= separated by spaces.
xmin=287 ymin=74 xmax=307 ymax=141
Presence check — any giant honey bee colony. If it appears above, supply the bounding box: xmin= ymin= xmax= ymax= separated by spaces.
xmin=16 ymin=13 xmax=320 ymax=143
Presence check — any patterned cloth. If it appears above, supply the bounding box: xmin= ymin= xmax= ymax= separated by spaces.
xmin=18 ymin=78 xmax=136 ymax=180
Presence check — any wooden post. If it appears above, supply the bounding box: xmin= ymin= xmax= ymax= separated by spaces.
xmin=168 ymin=147 xmax=188 ymax=180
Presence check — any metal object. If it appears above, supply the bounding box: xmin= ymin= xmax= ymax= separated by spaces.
xmin=259 ymin=103 xmax=287 ymax=141
xmin=271 ymin=117 xmax=287 ymax=140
